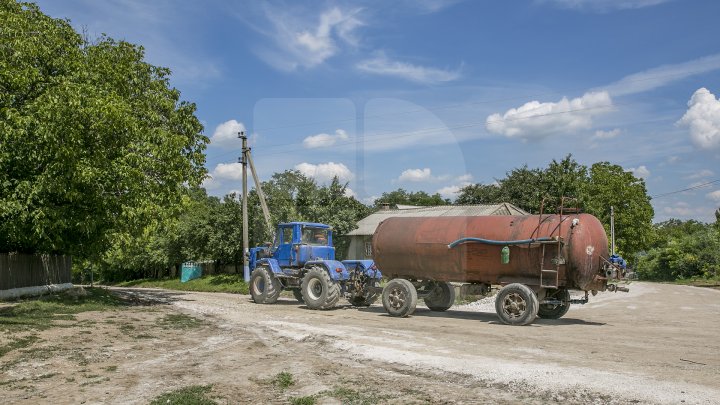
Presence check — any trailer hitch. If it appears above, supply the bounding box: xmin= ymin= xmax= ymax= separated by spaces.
xmin=607 ymin=284 xmax=630 ymax=293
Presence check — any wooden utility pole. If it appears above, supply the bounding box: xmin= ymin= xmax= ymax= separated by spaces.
xmin=610 ymin=206 xmax=616 ymax=256
xmin=240 ymin=132 xmax=250 ymax=282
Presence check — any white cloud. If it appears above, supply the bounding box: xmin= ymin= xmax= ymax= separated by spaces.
xmin=357 ymin=53 xmax=461 ymax=84
xmin=598 ymin=54 xmax=720 ymax=97
xmin=594 ymin=128 xmax=621 ymax=139
xmin=302 ymin=129 xmax=349 ymax=148
xmin=257 ymin=7 xmax=363 ymax=71
xmin=455 ymin=173 xmax=474 ymax=183
xmin=685 ymin=169 xmax=714 ymax=180
xmin=210 ymin=120 xmax=246 ymax=147
xmin=486 ymin=91 xmax=613 ymax=140
xmin=707 ymin=190 xmax=720 ymax=203
xmin=540 ymin=0 xmax=673 ymax=12
xmin=295 ymin=162 xmax=354 ymax=183
xmin=212 ymin=162 xmax=245 ymax=181
xmin=398 ymin=168 xmax=433 ymax=182
xmin=677 ymin=88 xmax=720 ymax=151
xmin=628 ymin=165 xmax=650 ymax=179
xmin=344 ymin=187 xmax=356 ymax=198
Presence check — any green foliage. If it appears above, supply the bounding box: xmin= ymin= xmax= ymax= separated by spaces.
xmin=149 ymin=385 xmax=217 ymax=405
xmin=0 ymin=2 xmax=208 ymax=257
xmin=374 ymin=188 xmax=449 ymax=208
xmin=635 ymin=220 xmax=720 ymax=281
xmin=456 ymin=155 xmax=654 ymax=257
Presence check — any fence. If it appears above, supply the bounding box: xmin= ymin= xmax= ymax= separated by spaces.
xmin=0 ymin=253 xmax=72 ymax=291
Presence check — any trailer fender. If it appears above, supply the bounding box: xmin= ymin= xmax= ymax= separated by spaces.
xmin=305 ymin=260 xmax=348 ymax=281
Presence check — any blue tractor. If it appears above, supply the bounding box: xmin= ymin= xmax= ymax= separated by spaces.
xmin=248 ymin=222 xmax=382 ymax=309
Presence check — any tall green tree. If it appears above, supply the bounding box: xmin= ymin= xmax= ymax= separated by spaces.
xmin=0 ymin=1 xmax=208 ymax=257
xmin=583 ymin=162 xmax=654 ymax=258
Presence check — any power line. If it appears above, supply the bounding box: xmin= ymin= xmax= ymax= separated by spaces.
xmin=650 ymin=179 xmax=720 ymax=199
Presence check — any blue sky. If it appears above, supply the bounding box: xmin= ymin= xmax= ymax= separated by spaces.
xmin=35 ymin=0 xmax=720 ymax=222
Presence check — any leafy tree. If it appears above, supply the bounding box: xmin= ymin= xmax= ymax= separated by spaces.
xmin=636 ymin=221 xmax=720 ymax=281
xmin=583 ymin=162 xmax=654 ymax=258
xmin=375 ymin=188 xmax=449 ymax=208
xmin=0 ymin=1 xmax=208 ymax=258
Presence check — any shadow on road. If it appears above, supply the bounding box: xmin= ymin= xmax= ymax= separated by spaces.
xmin=355 ymin=305 xmax=606 ymax=326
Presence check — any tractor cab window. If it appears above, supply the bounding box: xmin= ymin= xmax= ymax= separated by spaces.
xmin=302 ymin=228 xmax=329 ymax=246
xmin=275 ymin=227 xmax=293 ymax=247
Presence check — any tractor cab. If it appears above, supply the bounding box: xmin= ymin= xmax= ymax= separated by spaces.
xmin=249 ymin=222 xmax=335 ymax=271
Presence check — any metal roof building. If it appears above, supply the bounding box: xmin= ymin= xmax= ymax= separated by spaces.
xmin=345 ymin=203 xmax=529 ymax=260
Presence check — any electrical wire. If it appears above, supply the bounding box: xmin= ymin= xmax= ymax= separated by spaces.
xmin=650 ymin=179 xmax=720 ymax=199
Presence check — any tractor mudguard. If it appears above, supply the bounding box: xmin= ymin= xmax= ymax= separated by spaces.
xmin=305 ymin=260 xmax=349 ymax=281
xmin=257 ymin=258 xmax=282 ymax=275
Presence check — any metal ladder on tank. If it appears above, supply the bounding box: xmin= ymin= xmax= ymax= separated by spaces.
xmin=537 ymin=197 xmax=577 ymax=289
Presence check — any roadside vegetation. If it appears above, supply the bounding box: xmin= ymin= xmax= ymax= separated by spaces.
xmin=117 ymin=274 xmax=249 ymax=294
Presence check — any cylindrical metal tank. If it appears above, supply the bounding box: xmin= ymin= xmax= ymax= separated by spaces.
xmin=372 ymin=214 xmax=609 ymax=291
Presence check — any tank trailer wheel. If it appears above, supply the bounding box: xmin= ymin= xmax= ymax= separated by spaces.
xmin=349 ymin=280 xmax=380 ymax=307
xmin=494 ymin=283 xmax=539 ymax=326
xmin=424 ymin=281 xmax=456 ymax=312
xmin=382 ymin=278 xmax=418 ymax=317
xmin=250 ymin=267 xmax=281 ymax=304
xmin=292 ymin=289 xmax=305 ymax=304
xmin=301 ymin=267 xmax=340 ymax=310
xmin=537 ymin=288 xmax=571 ymax=319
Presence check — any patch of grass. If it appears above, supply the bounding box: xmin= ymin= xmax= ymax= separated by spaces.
xmin=105 ymin=365 xmax=118 ymax=372
xmin=273 ymin=371 xmax=295 ymax=391
xmin=149 ymin=385 xmax=217 ymax=405
xmin=290 ymin=396 xmax=316 ymax=405
xmin=117 ymin=274 xmax=249 ymax=294
xmin=0 ymin=334 xmax=40 ymax=357
xmin=675 ymin=275 xmax=720 ymax=287
xmin=326 ymin=387 xmax=391 ymax=405
xmin=0 ymin=288 xmax=124 ymax=333
xmin=157 ymin=314 xmax=204 ymax=330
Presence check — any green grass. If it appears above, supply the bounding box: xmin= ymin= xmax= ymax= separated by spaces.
xmin=674 ymin=275 xmax=720 ymax=287
xmin=149 ymin=385 xmax=217 ymax=405
xmin=117 ymin=274 xmax=249 ymax=294
xmin=0 ymin=335 xmax=40 ymax=357
xmin=273 ymin=371 xmax=295 ymax=391
xmin=157 ymin=313 xmax=205 ymax=330
xmin=0 ymin=288 xmax=123 ymax=333
xmin=290 ymin=396 xmax=316 ymax=405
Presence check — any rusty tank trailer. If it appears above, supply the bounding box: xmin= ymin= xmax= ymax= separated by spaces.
xmin=372 ymin=213 xmax=628 ymax=325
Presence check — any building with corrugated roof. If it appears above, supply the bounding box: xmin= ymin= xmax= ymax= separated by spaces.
xmin=345 ymin=203 xmax=529 ymax=260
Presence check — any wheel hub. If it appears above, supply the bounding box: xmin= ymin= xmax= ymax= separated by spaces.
xmin=388 ymin=287 xmax=406 ymax=309
xmin=502 ymin=292 xmax=527 ymax=319
xmin=307 ymin=278 xmax=323 ymax=300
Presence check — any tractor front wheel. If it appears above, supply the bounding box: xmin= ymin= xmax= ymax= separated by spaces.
xmin=250 ymin=266 xmax=281 ymax=304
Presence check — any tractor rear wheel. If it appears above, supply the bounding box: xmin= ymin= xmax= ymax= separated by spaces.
xmin=424 ymin=281 xmax=455 ymax=312
xmin=382 ymin=278 xmax=418 ymax=317
xmin=301 ymin=267 xmax=340 ymax=310
xmin=494 ymin=283 xmax=538 ymax=326
xmin=250 ymin=266 xmax=281 ymax=304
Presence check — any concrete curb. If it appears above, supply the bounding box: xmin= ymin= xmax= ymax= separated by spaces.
xmin=0 ymin=283 xmax=75 ymax=300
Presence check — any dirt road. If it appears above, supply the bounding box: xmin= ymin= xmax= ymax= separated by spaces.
xmin=3 ymin=282 xmax=719 ymax=404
